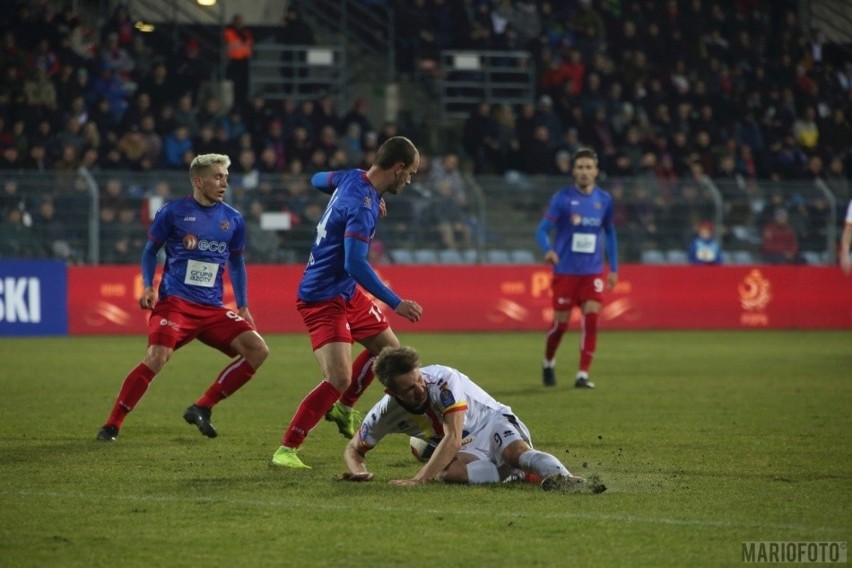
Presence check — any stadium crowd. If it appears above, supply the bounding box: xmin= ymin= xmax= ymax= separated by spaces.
xmin=0 ymin=0 xmax=849 ymax=265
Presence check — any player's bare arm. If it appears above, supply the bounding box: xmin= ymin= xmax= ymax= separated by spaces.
xmin=341 ymin=437 xmax=374 ymax=481
xmin=390 ymin=410 xmax=464 ymax=486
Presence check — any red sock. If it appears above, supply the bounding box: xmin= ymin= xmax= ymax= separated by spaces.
xmin=340 ymin=350 xmax=375 ymax=407
xmin=105 ymin=363 xmax=157 ymax=428
xmin=579 ymin=312 xmax=598 ymax=372
xmin=282 ymin=380 xmax=341 ymax=448
xmin=196 ymin=358 xmax=256 ymax=408
xmin=544 ymin=321 xmax=568 ymax=361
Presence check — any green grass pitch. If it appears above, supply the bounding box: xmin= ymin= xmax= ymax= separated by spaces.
xmin=1 ymin=331 xmax=850 ymax=567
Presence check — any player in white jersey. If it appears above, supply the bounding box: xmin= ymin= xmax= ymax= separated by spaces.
xmin=841 ymin=199 xmax=852 ymax=275
xmin=342 ymin=346 xmax=606 ymax=492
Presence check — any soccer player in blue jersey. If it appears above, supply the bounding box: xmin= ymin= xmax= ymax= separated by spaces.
xmin=535 ymin=148 xmax=618 ymax=389
xmin=96 ymin=153 xmax=269 ymax=441
xmin=271 ymin=136 xmax=423 ymax=469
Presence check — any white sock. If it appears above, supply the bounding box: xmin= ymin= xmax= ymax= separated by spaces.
xmin=576 ymin=371 xmax=588 ymax=380
xmin=543 ymin=359 xmax=555 ymax=368
xmin=519 ymin=449 xmax=570 ymax=478
xmin=466 ymin=460 xmax=501 ymax=484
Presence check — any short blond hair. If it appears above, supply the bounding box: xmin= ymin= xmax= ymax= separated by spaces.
xmin=189 ymin=153 xmax=231 ymax=178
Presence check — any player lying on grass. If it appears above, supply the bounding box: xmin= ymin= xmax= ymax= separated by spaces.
xmin=341 ymin=346 xmax=606 ymax=493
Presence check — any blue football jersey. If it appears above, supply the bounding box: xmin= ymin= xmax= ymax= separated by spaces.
xmin=298 ymin=169 xmax=380 ymax=302
xmin=544 ymin=185 xmax=614 ymax=275
xmin=148 ymin=196 xmax=246 ymax=306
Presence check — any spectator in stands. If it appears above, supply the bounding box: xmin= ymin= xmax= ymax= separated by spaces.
xmin=162 ymin=125 xmax=193 ymax=169
xmin=276 ymin=6 xmax=315 ymax=91
xmin=423 ymin=178 xmax=473 ymax=251
xmin=101 ymin=4 xmax=135 ymax=47
xmin=116 ymin=129 xmax=147 ymax=171
xmin=120 ymin=91 xmax=153 ymax=133
xmin=688 ymin=221 xmax=722 ymax=265
xmin=792 ymin=106 xmax=819 ymax=151
xmin=171 ymin=39 xmax=212 ymax=103
xmin=88 ymin=65 xmax=130 ymax=122
xmin=111 ymin=206 xmax=146 ymax=264
xmin=819 ymin=108 xmax=851 ymax=159
xmin=285 ymin=198 xmax=324 ymax=261
xmin=224 ymin=14 xmax=254 ymax=110
xmin=341 ymin=98 xmax=374 ymax=143
xmin=0 ymin=207 xmax=44 ymax=258
xmin=22 ymin=143 xmax=48 ymax=171
xmin=761 ymin=207 xmax=802 ymax=264
xmin=137 ymin=114 xmax=161 ymax=165
xmin=0 ymin=179 xmax=29 ymax=216
xmin=0 ymin=146 xmax=21 ymax=171
xmin=172 ymin=92 xmax=199 ymax=136
xmin=462 ymin=102 xmax=501 ymax=175
xmin=33 ymin=197 xmax=74 ymax=262
xmin=100 ymin=32 xmax=135 ymax=81
xmin=285 ymin=125 xmax=313 ymax=167
xmin=127 ymin=35 xmax=155 ymax=85
xmin=393 ymin=0 xmax=437 ymax=73
xmin=244 ymin=199 xmax=282 ymax=263
xmin=825 ymin=156 xmax=850 ymax=205
xmin=23 ymin=67 xmax=57 ymax=122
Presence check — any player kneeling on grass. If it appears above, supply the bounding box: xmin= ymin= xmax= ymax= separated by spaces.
xmin=341 ymin=346 xmax=605 ymax=493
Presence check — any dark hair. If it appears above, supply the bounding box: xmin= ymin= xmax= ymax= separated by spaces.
xmin=572 ymin=147 xmax=598 ymax=166
xmin=373 ymin=346 xmax=420 ymax=388
xmin=374 ymin=136 xmax=418 ymax=169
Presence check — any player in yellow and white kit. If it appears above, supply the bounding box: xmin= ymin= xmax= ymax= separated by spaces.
xmin=342 ymin=346 xmax=605 ymax=492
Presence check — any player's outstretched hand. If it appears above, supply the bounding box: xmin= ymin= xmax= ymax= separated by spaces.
xmin=395 ymin=299 xmax=423 ymax=323
xmin=340 ymin=471 xmax=374 ymax=482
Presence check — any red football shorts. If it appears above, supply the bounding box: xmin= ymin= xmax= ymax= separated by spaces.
xmin=148 ymin=296 xmax=254 ymax=357
xmin=297 ymin=287 xmax=389 ymax=351
xmin=550 ymin=273 xmax=604 ymax=310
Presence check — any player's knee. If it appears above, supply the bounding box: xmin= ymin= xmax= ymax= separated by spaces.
xmin=248 ymin=339 xmax=269 ymax=368
xmin=143 ymin=351 xmax=170 ymax=372
xmin=502 ymin=440 xmax=532 ymax=467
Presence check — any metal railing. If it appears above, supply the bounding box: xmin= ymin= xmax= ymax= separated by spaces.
xmin=437 ymin=50 xmax=536 ymax=122
xmin=0 ymin=170 xmax=843 ymax=267
xmin=250 ymin=44 xmax=347 ymax=103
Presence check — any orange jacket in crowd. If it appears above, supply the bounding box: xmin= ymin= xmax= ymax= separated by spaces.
xmin=224 ymin=23 xmax=253 ymax=61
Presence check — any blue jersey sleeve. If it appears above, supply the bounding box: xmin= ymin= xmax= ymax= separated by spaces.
xmin=536 ymin=218 xmax=554 ymax=254
xmin=228 ymin=253 xmax=248 ymax=308
xmin=604 ymin=224 xmax=618 ymax=273
xmin=141 ymin=240 xmax=159 ymax=287
xmin=344 ymin=238 xmax=401 ymax=309
xmin=311 ymin=171 xmax=337 ymax=195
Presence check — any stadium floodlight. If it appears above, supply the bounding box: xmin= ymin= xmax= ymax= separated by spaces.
xmin=134 ymin=21 xmax=155 ymax=33
xmin=196 ymin=0 xmax=217 ymax=6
